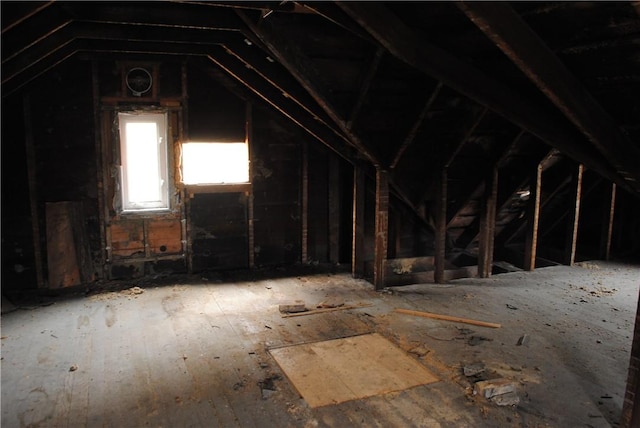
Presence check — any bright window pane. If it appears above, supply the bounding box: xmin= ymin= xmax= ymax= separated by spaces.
xmin=125 ymin=122 xmax=160 ymax=202
xmin=182 ymin=142 xmax=249 ymax=184
xmin=118 ymin=112 xmax=168 ymax=211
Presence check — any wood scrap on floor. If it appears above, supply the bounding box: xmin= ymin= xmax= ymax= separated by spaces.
xmin=394 ymin=308 xmax=501 ymax=328
xmin=281 ymin=303 xmax=373 ymax=318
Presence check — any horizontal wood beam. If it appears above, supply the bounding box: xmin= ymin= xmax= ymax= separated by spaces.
xmin=458 ymin=1 xmax=640 ymax=194
xmin=336 ymin=2 xmax=634 ymax=195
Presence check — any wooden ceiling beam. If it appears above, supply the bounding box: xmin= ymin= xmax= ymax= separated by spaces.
xmin=347 ymin=47 xmax=384 ymax=131
xmin=2 ymin=40 xmax=81 ymax=98
xmin=236 ymin=10 xmax=382 ymax=167
xmin=207 ymin=47 xmax=356 ymax=164
xmin=2 ymin=10 xmax=72 ymax=64
xmin=458 ymin=1 xmax=640 ymax=194
xmin=221 ymin=41 xmax=346 ymax=143
xmin=2 ymin=1 xmax=55 ymax=34
xmin=336 ymin=2 xmax=636 ymax=195
xmin=390 ymin=81 xmax=442 ymax=170
xmin=60 ymin=2 xmax=244 ymax=32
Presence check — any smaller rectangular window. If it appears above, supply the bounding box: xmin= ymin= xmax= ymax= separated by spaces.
xmin=181 ymin=142 xmax=249 ymax=185
xmin=118 ymin=112 xmax=169 ymax=211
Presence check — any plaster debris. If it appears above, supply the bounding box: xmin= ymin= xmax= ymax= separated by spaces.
xmin=463 ymin=363 xmax=486 ymax=377
xmin=279 ymin=301 xmax=307 ymax=313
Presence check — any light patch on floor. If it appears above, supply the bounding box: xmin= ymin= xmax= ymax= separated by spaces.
xmin=269 ymin=332 xmax=439 ymax=408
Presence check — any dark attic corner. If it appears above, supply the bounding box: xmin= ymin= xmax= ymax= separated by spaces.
xmin=1 ymin=1 xmax=640 ymax=426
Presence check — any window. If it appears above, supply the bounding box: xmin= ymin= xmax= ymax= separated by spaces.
xmin=181 ymin=142 xmax=249 ymax=185
xmin=118 ymin=112 xmax=169 ymax=211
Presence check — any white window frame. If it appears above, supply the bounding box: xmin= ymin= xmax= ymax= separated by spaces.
xmin=118 ymin=112 xmax=169 ymax=212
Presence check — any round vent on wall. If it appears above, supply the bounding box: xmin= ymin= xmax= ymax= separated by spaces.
xmin=126 ymin=67 xmax=153 ymax=97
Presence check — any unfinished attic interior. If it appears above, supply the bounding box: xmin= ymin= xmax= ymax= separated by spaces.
xmin=2 ymin=1 xmax=640 ymax=426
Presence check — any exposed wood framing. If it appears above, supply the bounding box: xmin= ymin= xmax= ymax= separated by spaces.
xmin=206 ymin=50 xmax=354 ymax=164
xmin=92 ymin=62 xmax=106 ymax=278
xmin=621 ymin=287 xmax=640 ymax=428
xmin=524 ymin=164 xmax=542 ymax=271
xmin=222 ymin=41 xmax=345 ymax=141
xmin=563 ymin=164 xmax=584 ymax=266
xmin=23 ymin=94 xmax=45 ymax=288
xmin=100 ymin=110 xmax=113 ymax=276
xmin=600 ymin=183 xmax=617 ymax=261
xmin=458 ymin=1 xmax=640 ymax=193
xmin=236 ymin=10 xmax=381 ymax=166
xmin=328 ymin=155 xmax=340 ymax=263
xmin=434 ymin=168 xmax=448 ymax=283
xmin=445 ymin=107 xmax=488 ymax=168
xmin=391 ymin=81 xmax=443 ymax=170
xmin=1 ymin=1 xmax=56 ymax=34
xmin=347 ymin=47 xmax=384 ymax=130
xmin=352 ymin=164 xmax=366 ymax=278
xmin=336 ymin=2 xmax=633 ymax=195
xmin=301 ymin=141 xmax=309 ymax=264
xmin=246 ymin=102 xmax=255 ymax=268
xmin=373 ymin=168 xmax=389 ymax=289
xmin=478 ymin=168 xmax=498 ymax=278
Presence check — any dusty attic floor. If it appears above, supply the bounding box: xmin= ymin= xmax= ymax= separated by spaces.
xmin=1 ymin=261 xmax=638 ymax=428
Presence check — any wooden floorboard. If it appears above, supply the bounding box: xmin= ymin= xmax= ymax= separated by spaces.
xmin=2 ymin=264 xmax=638 ymax=427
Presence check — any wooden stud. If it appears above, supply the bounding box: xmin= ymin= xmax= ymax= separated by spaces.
xmin=246 ymin=103 xmax=255 ymax=268
xmin=373 ymin=168 xmax=389 ymax=289
xmin=564 ymin=164 xmax=584 ymax=266
xmin=301 ymin=141 xmax=309 ymax=264
xmin=478 ymin=168 xmax=498 ymax=278
xmin=351 ymin=164 xmax=365 ymax=278
xmin=328 ymin=155 xmax=340 ymax=263
xmin=621 ymin=287 xmax=640 ymax=428
xmin=92 ymin=62 xmax=107 ymax=278
xmin=524 ymin=164 xmax=542 ymax=271
xmin=600 ymin=183 xmax=617 ymax=261
xmin=434 ymin=168 xmax=447 ymax=284
xmin=23 ymin=94 xmax=45 ymax=288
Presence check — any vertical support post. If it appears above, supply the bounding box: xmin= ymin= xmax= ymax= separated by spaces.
xmin=600 ymin=182 xmax=617 ymax=261
xmin=621 ymin=287 xmax=640 ymax=428
xmin=92 ymin=62 xmax=106 ymax=278
xmin=23 ymin=94 xmax=45 ymax=288
xmin=301 ymin=141 xmax=309 ymax=264
xmin=564 ymin=163 xmax=584 ymax=266
xmin=373 ymin=168 xmax=389 ymax=290
xmin=328 ymin=155 xmax=340 ymax=263
xmin=524 ymin=163 xmax=542 ymax=271
xmin=478 ymin=168 xmax=498 ymax=278
xmin=434 ymin=168 xmax=448 ymax=284
xmin=246 ymin=102 xmax=255 ymax=268
xmin=101 ymin=111 xmax=113 ymax=278
xmin=352 ymin=164 xmax=365 ymax=278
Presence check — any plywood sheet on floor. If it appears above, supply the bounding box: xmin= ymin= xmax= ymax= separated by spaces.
xmin=269 ymin=332 xmax=439 ymax=408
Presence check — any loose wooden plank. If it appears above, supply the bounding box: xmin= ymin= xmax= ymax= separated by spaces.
xmin=394 ymin=308 xmax=501 ymax=329
xmin=281 ymin=304 xmax=373 ymax=318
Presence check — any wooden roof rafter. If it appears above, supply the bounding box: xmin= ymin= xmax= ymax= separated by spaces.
xmin=336 ymin=1 xmax=637 ymax=197
xmin=458 ymin=1 xmax=640 ymax=195
xmin=235 ymin=9 xmax=382 ymax=167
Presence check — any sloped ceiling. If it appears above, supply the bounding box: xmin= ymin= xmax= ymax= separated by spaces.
xmin=3 ymin=1 xmax=640 ymax=210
